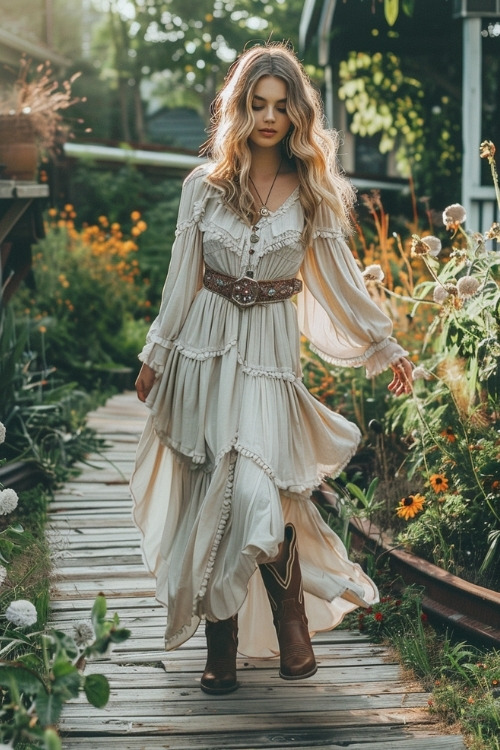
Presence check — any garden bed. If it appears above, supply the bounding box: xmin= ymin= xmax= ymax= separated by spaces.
xmin=318 ymin=483 xmax=500 ymax=648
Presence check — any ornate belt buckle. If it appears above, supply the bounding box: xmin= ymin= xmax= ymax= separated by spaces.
xmin=231 ymin=275 xmax=260 ymax=307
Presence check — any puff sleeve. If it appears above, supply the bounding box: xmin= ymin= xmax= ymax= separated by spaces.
xmin=138 ymin=166 xmax=209 ymax=373
xmin=297 ymin=202 xmax=408 ymax=378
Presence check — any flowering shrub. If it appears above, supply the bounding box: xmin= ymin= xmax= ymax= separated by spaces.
xmin=356 ymin=142 xmax=500 ymax=585
xmin=302 ymin=143 xmax=500 ymax=585
xmin=14 ymin=206 xmax=151 ymax=388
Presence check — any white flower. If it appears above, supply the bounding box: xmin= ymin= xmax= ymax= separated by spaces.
xmin=73 ymin=621 xmax=94 ymax=646
xmin=442 ymin=203 xmax=466 ymax=230
xmin=362 ymin=264 xmax=385 ymax=282
xmin=0 ymin=565 xmax=7 ymax=586
xmin=0 ymin=421 xmax=5 ymax=444
xmin=5 ymin=599 xmax=38 ymax=628
xmin=421 ymin=235 xmax=442 ymax=257
xmin=0 ymin=488 xmax=19 ymax=515
xmin=412 ymin=366 xmax=431 ymax=381
xmin=457 ymin=276 xmax=480 ymax=299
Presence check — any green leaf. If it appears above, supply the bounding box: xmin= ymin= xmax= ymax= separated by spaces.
xmin=44 ymin=727 xmax=63 ymax=750
xmin=0 ymin=662 xmax=47 ymax=695
xmin=51 ymin=630 xmax=79 ymax=660
xmin=36 ymin=690 xmax=64 ymax=727
xmin=91 ymin=594 xmax=107 ymax=631
xmin=384 ymin=0 xmax=399 ymax=26
xmin=109 ymin=627 xmax=131 ymax=644
xmin=51 ymin=661 xmax=82 ymax=699
xmin=84 ymin=673 xmax=110 ymax=708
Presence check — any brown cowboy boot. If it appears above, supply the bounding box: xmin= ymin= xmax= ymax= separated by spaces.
xmin=259 ymin=523 xmax=317 ymax=680
xmin=200 ymin=615 xmax=239 ymax=694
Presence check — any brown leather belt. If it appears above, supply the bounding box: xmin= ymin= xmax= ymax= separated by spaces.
xmin=203 ymin=265 xmax=302 ymax=308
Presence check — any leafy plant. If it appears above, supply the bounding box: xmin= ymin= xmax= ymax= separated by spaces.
xmin=0 ymin=594 xmax=131 ymax=749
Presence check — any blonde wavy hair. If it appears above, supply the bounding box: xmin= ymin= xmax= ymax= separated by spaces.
xmin=202 ymin=43 xmax=356 ymax=245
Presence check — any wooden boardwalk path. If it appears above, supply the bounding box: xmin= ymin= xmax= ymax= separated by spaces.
xmin=48 ymin=392 xmax=466 ymax=749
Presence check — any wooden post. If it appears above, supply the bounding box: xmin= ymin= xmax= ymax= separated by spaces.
xmin=461 ymin=17 xmax=482 ymax=228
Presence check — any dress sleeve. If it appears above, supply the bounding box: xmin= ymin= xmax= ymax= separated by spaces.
xmin=297 ymin=202 xmax=408 ymax=378
xmin=138 ymin=166 xmax=208 ymax=373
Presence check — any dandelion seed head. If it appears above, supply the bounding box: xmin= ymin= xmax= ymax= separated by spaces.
xmin=0 ymin=488 xmax=19 ymax=515
xmin=73 ymin=621 xmax=94 ymax=646
xmin=5 ymin=599 xmax=38 ymax=628
xmin=456 ymin=276 xmax=480 ymax=299
xmin=442 ymin=203 xmax=466 ymax=230
xmin=362 ymin=264 xmax=385 ymax=282
xmin=421 ymin=235 xmax=442 ymax=257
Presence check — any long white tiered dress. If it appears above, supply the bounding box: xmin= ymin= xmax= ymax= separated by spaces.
xmin=130 ymin=164 xmax=407 ymax=656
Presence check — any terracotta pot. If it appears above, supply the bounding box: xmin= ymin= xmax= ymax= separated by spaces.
xmin=0 ymin=115 xmax=39 ymax=181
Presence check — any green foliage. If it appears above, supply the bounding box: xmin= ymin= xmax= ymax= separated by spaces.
xmin=338 ymin=49 xmax=461 ymax=203
xmin=69 ymin=164 xmax=183 ymax=298
xmin=343 ymin=570 xmax=500 ymax=749
xmin=89 ymin=0 xmax=308 ymax=139
xmin=12 ymin=204 xmax=152 ymax=390
xmin=0 ymin=595 xmax=131 ymax=748
xmin=1 ymin=306 xmax=104 ymax=484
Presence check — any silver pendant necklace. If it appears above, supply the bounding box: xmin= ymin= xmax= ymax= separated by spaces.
xmin=249 ymin=159 xmax=282 ymax=218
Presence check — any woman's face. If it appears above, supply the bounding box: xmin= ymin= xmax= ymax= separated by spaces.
xmin=248 ymin=75 xmax=291 ymax=150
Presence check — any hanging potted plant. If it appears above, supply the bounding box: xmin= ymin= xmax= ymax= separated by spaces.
xmin=0 ymin=57 xmax=82 ymax=181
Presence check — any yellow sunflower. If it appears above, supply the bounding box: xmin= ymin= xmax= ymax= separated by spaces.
xmin=396 ymin=494 xmax=426 ymax=521
xmin=429 ymin=473 xmax=449 ymax=493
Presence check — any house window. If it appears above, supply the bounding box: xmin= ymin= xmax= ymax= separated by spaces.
xmin=355 ymin=136 xmax=388 ymax=176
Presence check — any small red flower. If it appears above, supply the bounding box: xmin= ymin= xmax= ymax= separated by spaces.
xmin=366 ymin=607 xmax=373 ymax=614
xmin=421 ymin=613 xmax=428 ymax=623
xmin=374 ymin=612 xmax=384 ymax=622
xmin=440 ymin=427 xmax=456 ymax=443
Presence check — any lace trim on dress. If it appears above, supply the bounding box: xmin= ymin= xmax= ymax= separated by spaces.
xmin=263 ymin=186 xmax=300 ymax=222
xmin=202 ymin=226 xmax=245 ymax=257
xmin=250 ymin=231 xmax=303 ymax=261
xmin=175 ymin=197 xmax=208 ymax=236
xmin=173 ymin=338 xmax=238 ymax=361
xmin=197 ymin=454 xmax=236 ymax=599
xmin=312 ymin=227 xmax=343 ymax=240
xmin=309 ymin=337 xmax=394 ymax=370
xmin=239 ymin=358 xmax=298 ymax=382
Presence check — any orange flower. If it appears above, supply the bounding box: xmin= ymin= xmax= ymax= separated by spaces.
xmin=396 ymin=493 xmax=425 ymax=521
xmin=130 ymin=210 xmax=141 ymax=222
xmin=440 ymin=427 xmax=456 ymax=443
xmin=429 ymin=474 xmax=449 ymax=493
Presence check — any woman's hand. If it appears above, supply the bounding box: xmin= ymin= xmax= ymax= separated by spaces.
xmin=388 ymin=357 xmax=413 ymax=396
xmin=135 ymin=363 xmax=156 ymax=403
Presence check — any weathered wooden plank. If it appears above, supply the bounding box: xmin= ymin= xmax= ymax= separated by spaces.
xmin=61 ymin=734 xmax=466 ymax=750
xmin=58 ymin=707 xmax=436 ymax=734
xmin=66 ymin=684 xmax=431 ymax=707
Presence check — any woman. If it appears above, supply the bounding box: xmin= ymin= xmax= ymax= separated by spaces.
xmin=131 ymin=43 xmax=413 ymax=695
